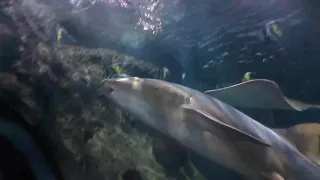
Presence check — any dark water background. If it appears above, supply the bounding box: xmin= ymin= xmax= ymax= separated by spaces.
xmin=58 ymin=0 xmax=320 ymax=102
xmin=4 ymin=0 xmax=320 ymax=179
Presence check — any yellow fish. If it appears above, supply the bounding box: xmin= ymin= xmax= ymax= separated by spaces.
xmin=242 ymin=72 xmax=252 ymax=82
xmin=271 ymin=24 xmax=283 ymax=37
xmin=57 ymin=28 xmax=63 ymax=41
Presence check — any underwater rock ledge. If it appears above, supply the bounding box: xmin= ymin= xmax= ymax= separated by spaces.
xmin=4 ymin=43 xmax=171 ymax=180
xmin=0 ymin=11 xmax=205 ymax=179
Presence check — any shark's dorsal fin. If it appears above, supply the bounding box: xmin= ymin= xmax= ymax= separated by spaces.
xmin=182 ymin=104 xmax=271 ymax=147
xmin=204 ymin=79 xmax=320 ymax=111
xmin=273 ymin=123 xmax=320 ymax=165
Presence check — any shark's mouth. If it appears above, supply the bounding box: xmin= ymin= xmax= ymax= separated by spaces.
xmin=104 ymin=86 xmax=115 ymax=94
xmin=100 ymin=85 xmax=116 ymax=99
xmin=100 ymin=79 xmax=117 ymax=97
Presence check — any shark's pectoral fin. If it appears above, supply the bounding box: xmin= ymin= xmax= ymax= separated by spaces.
xmin=306 ymin=155 xmax=320 ymax=166
xmin=204 ymin=79 xmax=320 ymax=111
xmin=268 ymin=172 xmax=285 ymax=180
xmin=182 ymin=104 xmax=271 ymax=147
xmin=273 ymin=123 xmax=320 ymax=165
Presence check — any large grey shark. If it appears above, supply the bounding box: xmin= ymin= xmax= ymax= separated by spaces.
xmin=100 ymin=77 xmax=320 ymax=180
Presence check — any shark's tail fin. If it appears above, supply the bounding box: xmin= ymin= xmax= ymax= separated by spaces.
xmin=273 ymin=123 xmax=320 ymax=165
xmin=204 ymin=79 xmax=320 ymax=111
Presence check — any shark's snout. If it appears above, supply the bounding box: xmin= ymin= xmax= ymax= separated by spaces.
xmin=100 ymin=79 xmax=117 ymax=97
xmin=100 ymin=77 xmax=136 ymax=97
xmin=100 ymin=78 xmax=147 ymax=117
xmin=101 ymin=77 xmax=134 ymax=86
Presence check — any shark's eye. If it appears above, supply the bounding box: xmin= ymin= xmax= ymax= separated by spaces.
xmin=104 ymin=86 xmax=115 ymax=94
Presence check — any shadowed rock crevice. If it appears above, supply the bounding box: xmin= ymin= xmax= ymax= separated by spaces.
xmin=122 ymin=169 xmax=144 ymax=180
xmin=0 ymin=135 xmax=35 ymax=180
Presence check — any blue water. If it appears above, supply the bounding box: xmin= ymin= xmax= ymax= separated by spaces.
xmin=0 ymin=120 xmax=57 ymax=180
xmin=8 ymin=0 xmax=320 ymax=179
xmin=60 ymin=0 xmax=320 ymax=98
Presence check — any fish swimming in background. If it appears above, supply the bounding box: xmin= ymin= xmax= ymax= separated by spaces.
xmin=257 ymin=19 xmax=286 ymax=44
xmin=265 ymin=20 xmax=284 ymax=42
xmin=107 ymin=63 xmax=131 ymax=79
xmin=271 ymin=24 xmax=283 ymax=37
xmin=108 ymin=62 xmax=171 ymax=80
xmin=100 ymin=77 xmax=320 ymax=180
xmin=56 ymin=25 xmax=76 ymax=45
xmin=242 ymin=72 xmax=256 ymax=82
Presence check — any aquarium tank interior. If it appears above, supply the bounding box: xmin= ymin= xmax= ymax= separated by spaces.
xmin=0 ymin=0 xmax=320 ymax=179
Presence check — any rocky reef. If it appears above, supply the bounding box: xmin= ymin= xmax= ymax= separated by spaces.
xmin=0 ymin=2 xmax=208 ymax=180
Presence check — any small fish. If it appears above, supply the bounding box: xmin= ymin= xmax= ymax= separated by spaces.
xmin=112 ymin=65 xmax=122 ymax=75
xmin=265 ymin=20 xmax=284 ymax=42
xmin=159 ymin=67 xmax=170 ymax=80
xmin=242 ymin=72 xmax=255 ymax=82
xmin=108 ymin=64 xmax=128 ymax=77
xmin=56 ymin=26 xmax=76 ymax=44
xmin=271 ymin=24 xmax=283 ymax=37
xmin=182 ymin=72 xmax=186 ymax=80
